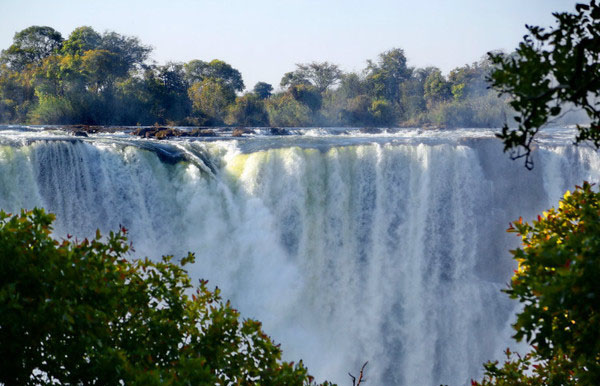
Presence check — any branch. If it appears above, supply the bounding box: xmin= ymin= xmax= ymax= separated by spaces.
xmin=349 ymin=361 xmax=368 ymax=386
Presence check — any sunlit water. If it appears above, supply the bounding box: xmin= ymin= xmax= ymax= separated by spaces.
xmin=1 ymin=125 xmax=598 ymax=385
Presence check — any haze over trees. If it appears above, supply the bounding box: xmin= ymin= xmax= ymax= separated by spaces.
xmin=0 ymin=25 xmax=514 ymax=128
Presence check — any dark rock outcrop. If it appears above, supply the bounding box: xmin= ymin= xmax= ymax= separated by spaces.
xmin=232 ymin=128 xmax=255 ymax=137
xmin=269 ymin=127 xmax=290 ymax=135
xmin=188 ymin=128 xmax=216 ymax=137
xmin=359 ymin=127 xmax=382 ymax=134
xmin=130 ymin=127 xmax=218 ymax=139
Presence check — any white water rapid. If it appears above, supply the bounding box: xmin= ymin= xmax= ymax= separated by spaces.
xmin=1 ymin=126 xmax=599 ymax=385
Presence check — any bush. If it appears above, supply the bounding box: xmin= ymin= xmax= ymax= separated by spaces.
xmin=474 ymin=182 xmax=600 ymax=385
xmin=0 ymin=208 xmax=328 ymax=385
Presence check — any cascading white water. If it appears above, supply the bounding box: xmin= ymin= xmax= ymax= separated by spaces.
xmin=1 ymin=127 xmax=599 ymax=385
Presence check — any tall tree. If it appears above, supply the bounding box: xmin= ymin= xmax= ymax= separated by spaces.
xmin=61 ymin=26 xmax=102 ymax=56
xmin=188 ymin=78 xmax=236 ymax=124
xmin=253 ymin=81 xmax=273 ymax=99
xmin=366 ymin=48 xmax=412 ymax=104
xmin=62 ymin=27 xmax=150 ymax=72
xmin=99 ymin=31 xmax=151 ymax=71
xmin=424 ymin=68 xmax=451 ymax=107
xmin=226 ymin=94 xmax=268 ymax=126
xmin=280 ymin=62 xmax=342 ymax=92
xmin=0 ymin=26 xmax=63 ymax=70
xmin=184 ymin=59 xmax=244 ymax=92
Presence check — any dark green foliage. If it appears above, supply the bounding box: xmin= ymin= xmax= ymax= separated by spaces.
xmin=227 ymin=94 xmax=269 ymax=126
xmin=0 ymin=208 xmax=331 ymax=385
xmin=369 ymin=99 xmax=394 ymax=126
xmin=0 ymin=24 xmax=518 ymax=128
xmin=281 ymin=62 xmax=342 ymax=92
xmin=424 ymin=69 xmax=451 ymax=107
xmin=184 ymin=59 xmax=245 ymax=92
xmin=0 ymin=26 xmax=63 ymax=71
xmin=366 ymin=48 xmax=412 ymax=105
xmin=266 ymin=93 xmax=312 ymax=126
xmin=61 ymin=26 xmax=102 ymax=56
xmin=188 ymin=78 xmax=236 ymax=124
xmin=290 ymin=84 xmax=322 ymax=112
xmin=488 ymin=0 xmax=600 ymax=168
xmin=474 ymin=183 xmax=600 ymax=385
xmin=253 ymin=81 xmax=273 ymax=99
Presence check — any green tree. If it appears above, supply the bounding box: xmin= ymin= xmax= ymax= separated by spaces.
xmin=81 ymin=49 xmax=127 ymax=93
xmin=280 ymin=62 xmax=342 ymax=92
xmin=423 ymin=68 xmax=451 ymax=108
xmin=62 ymin=27 xmax=150 ymax=72
xmin=226 ymin=94 xmax=268 ymax=126
xmin=0 ymin=208 xmax=329 ymax=385
xmin=280 ymin=70 xmax=311 ymax=89
xmin=339 ymin=94 xmax=373 ymax=126
xmin=112 ymin=63 xmax=190 ymax=125
xmin=337 ymin=72 xmax=368 ymax=100
xmin=99 ymin=30 xmax=151 ymax=72
xmin=366 ymin=48 xmax=412 ymax=104
xmin=290 ymin=84 xmax=322 ymax=112
xmin=369 ymin=99 xmax=394 ymax=126
xmin=188 ymin=78 xmax=236 ymax=124
xmin=0 ymin=63 xmax=34 ymax=122
xmin=154 ymin=62 xmax=191 ymax=122
xmin=61 ymin=26 xmax=102 ymax=56
xmin=488 ymin=1 xmax=600 ymax=169
xmin=184 ymin=59 xmax=244 ymax=92
xmin=399 ymin=67 xmax=436 ymax=120
xmin=447 ymin=59 xmax=491 ymax=102
xmin=253 ymin=81 xmax=273 ymax=99
xmin=474 ymin=182 xmax=600 ymax=385
xmin=266 ymin=93 xmax=312 ymax=126
xmin=0 ymin=26 xmax=63 ymax=71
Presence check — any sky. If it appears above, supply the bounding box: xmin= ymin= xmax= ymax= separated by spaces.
xmin=0 ymin=0 xmax=580 ymax=91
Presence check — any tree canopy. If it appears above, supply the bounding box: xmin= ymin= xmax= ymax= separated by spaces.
xmin=489 ymin=0 xmax=600 ymax=168
xmin=184 ymin=59 xmax=245 ymax=92
xmin=253 ymin=81 xmax=273 ymax=99
xmin=0 ymin=208 xmax=329 ymax=385
xmin=0 ymin=26 xmax=63 ymax=71
xmin=280 ymin=62 xmax=342 ymax=92
xmin=0 ymin=25 xmax=523 ymax=128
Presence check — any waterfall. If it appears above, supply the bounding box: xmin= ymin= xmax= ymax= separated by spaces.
xmin=1 ymin=129 xmax=598 ymax=385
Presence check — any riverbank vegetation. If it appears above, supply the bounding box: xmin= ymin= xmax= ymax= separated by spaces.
xmin=0 ymin=25 xmax=513 ymax=128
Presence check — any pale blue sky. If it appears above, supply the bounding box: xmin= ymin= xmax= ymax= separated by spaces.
xmin=0 ymin=0 xmax=579 ymax=90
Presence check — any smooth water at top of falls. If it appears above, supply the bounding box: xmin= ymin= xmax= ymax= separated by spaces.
xmin=1 ymin=126 xmax=599 ymax=385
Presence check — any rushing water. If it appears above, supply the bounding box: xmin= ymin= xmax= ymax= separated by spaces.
xmin=1 ymin=126 xmax=598 ymax=385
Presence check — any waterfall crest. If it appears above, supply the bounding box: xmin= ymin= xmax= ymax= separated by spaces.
xmin=1 ymin=129 xmax=598 ymax=385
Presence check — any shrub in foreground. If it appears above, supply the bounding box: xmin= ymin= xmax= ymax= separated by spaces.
xmin=474 ymin=182 xmax=600 ymax=385
xmin=0 ymin=208 xmax=328 ymax=385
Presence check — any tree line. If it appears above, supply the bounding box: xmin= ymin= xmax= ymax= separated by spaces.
xmin=0 ymin=25 xmax=511 ymax=128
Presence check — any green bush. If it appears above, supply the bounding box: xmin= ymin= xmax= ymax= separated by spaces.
xmin=0 ymin=208 xmax=328 ymax=385
xmin=474 ymin=182 xmax=600 ymax=385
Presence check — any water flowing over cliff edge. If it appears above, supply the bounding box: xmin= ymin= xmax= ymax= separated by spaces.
xmin=1 ymin=126 xmax=598 ymax=385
